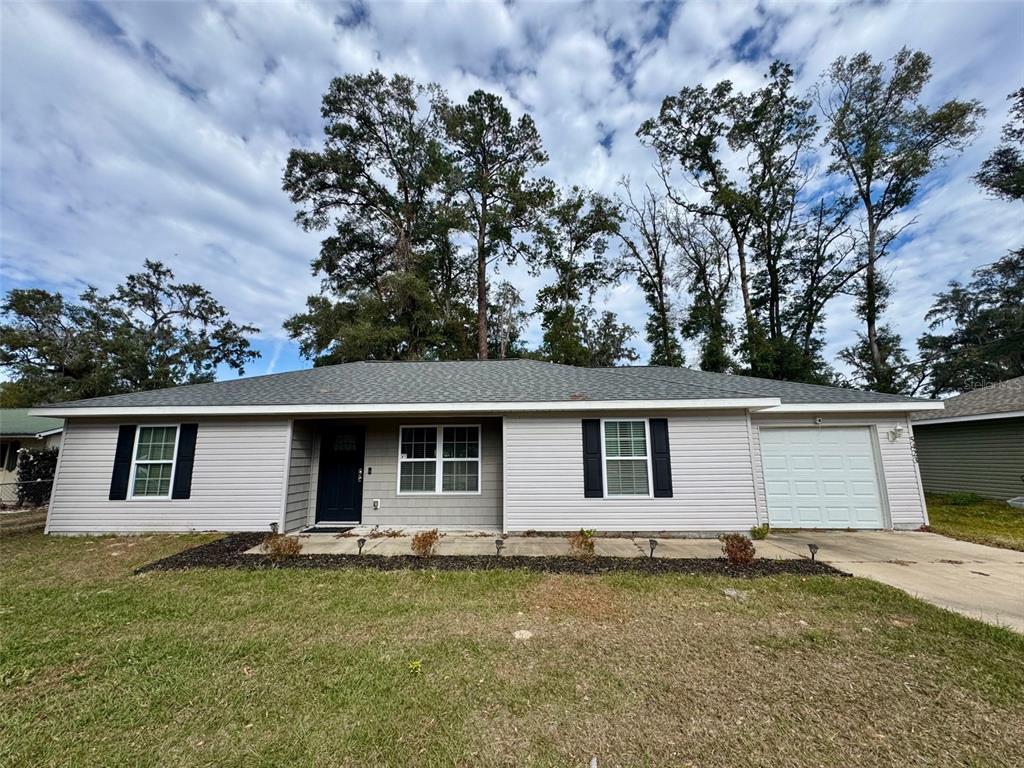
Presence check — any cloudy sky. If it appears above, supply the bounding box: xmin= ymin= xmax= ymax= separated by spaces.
xmin=2 ymin=0 xmax=1022 ymax=379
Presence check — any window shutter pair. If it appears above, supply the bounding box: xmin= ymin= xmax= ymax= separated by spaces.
xmin=581 ymin=418 xmax=673 ymax=498
xmin=108 ymin=424 xmax=198 ymax=500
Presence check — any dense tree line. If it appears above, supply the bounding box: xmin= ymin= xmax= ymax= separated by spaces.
xmin=281 ymin=50 xmax=1016 ymax=395
xmin=1 ymin=51 xmax=1019 ymax=406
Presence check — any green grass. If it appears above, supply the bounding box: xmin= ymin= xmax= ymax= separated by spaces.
xmin=927 ymin=492 xmax=1024 ymax=551
xmin=3 ymin=533 xmax=1024 ymax=767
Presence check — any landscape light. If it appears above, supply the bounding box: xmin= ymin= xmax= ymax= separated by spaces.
xmin=269 ymin=522 xmax=279 ymax=534
xmin=648 ymin=539 xmax=658 ymax=559
xmin=808 ymin=543 xmax=819 ymax=562
xmin=495 ymin=538 xmax=505 ymax=556
xmin=357 ymin=538 xmax=367 ymax=555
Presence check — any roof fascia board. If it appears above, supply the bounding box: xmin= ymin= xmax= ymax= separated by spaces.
xmin=31 ymin=398 xmax=782 ymax=418
xmin=912 ymin=409 xmax=1024 ymax=426
xmin=760 ymin=402 xmax=944 ymax=414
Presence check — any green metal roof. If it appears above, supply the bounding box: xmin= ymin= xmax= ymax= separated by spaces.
xmin=0 ymin=409 xmax=64 ymax=437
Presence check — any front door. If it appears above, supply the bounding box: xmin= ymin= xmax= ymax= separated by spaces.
xmin=315 ymin=427 xmax=365 ymax=523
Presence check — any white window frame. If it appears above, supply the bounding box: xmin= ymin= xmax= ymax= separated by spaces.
xmin=600 ymin=418 xmax=654 ymax=499
xmin=127 ymin=424 xmax=180 ymax=501
xmin=396 ymin=424 xmax=482 ymax=496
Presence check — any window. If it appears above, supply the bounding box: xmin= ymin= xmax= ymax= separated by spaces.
xmin=398 ymin=425 xmax=480 ymax=494
xmin=129 ymin=426 xmax=179 ymax=498
xmin=603 ymin=420 xmax=651 ymax=497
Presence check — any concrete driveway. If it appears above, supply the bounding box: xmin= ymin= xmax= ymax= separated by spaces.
xmin=769 ymin=531 xmax=1024 ymax=633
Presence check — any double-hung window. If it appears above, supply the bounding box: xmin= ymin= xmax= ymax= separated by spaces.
xmin=602 ymin=420 xmax=651 ymax=497
xmin=129 ymin=426 xmax=179 ymax=498
xmin=398 ymin=425 xmax=480 ymax=494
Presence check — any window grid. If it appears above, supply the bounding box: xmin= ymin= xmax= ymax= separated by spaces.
xmin=602 ymin=420 xmax=651 ymax=497
xmin=398 ymin=425 xmax=481 ymax=494
xmin=130 ymin=425 xmax=179 ymax=499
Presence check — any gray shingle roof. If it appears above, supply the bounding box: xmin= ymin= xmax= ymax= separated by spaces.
xmin=33 ymin=359 xmax=933 ymax=412
xmin=619 ymin=366 xmax=930 ymax=404
xmin=912 ymin=376 xmax=1024 ymax=421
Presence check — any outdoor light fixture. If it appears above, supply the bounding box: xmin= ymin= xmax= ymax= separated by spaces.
xmin=357 ymin=538 xmax=367 ymax=555
xmin=887 ymin=424 xmax=906 ymax=442
xmin=808 ymin=543 xmax=819 ymax=562
xmin=495 ymin=538 xmax=505 ymax=556
xmin=648 ymin=539 xmax=658 ymax=558
xmin=269 ymin=522 xmax=279 ymax=534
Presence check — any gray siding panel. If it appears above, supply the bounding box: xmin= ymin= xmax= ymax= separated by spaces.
xmin=751 ymin=413 xmax=927 ymax=528
xmin=359 ymin=418 xmax=502 ymax=528
xmin=284 ymin=421 xmax=315 ymax=532
xmin=46 ymin=418 xmax=290 ymax=534
xmin=913 ymin=417 xmax=1024 ymax=500
xmin=504 ymin=411 xmax=758 ymax=532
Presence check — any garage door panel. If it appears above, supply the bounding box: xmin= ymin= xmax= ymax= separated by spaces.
xmin=761 ymin=427 xmax=885 ymax=529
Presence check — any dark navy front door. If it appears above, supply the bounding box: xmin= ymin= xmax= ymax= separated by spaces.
xmin=316 ymin=427 xmax=364 ymax=523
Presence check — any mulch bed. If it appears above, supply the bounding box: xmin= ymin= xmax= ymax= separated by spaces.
xmin=136 ymin=533 xmax=845 ymax=578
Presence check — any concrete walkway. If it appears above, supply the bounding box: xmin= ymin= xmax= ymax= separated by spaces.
xmin=769 ymin=531 xmax=1024 ymax=633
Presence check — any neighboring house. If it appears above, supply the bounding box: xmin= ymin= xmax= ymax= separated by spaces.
xmin=30 ymin=360 xmax=942 ymax=535
xmin=0 ymin=409 xmax=64 ymax=485
xmin=912 ymin=377 xmax=1024 ymax=501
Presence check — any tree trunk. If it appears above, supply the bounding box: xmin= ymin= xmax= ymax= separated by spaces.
xmin=864 ymin=222 xmax=883 ymax=384
xmin=735 ymin=238 xmax=763 ymax=372
xmin=476 ymin=202 xmax=489 ymax=360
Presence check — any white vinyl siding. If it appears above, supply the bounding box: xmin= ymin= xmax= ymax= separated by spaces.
xmin=504 ymin=411 xmax=758 ymax=532
xmin=46 ymin=418 xmax=290 ymax=534
xmin=750 ymin=413 xmax=927 ymax=529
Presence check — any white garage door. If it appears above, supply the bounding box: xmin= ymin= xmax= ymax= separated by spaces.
xmin=760 ymin=427 xmax=886 ymax=529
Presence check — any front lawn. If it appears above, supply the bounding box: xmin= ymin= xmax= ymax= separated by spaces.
xmin=927 ymin=492 xmax=1024 ymax=551
xmin=2 ymin=533 xmax=1023 ymax=767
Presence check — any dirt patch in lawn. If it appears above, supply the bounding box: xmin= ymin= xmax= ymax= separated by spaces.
xmin=135 ymin=533 xmax=845 ymax=578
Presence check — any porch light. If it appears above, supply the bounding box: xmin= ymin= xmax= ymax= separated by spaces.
xmin=648 ymin=539 xmax=658 ymax=558
xmin=808 ymin=543 xmax=819 ymax=562
xmin=495 ymin=538 xmax=505 ymax=556
xmin=357 ymin=538 xmax=367 ymax=555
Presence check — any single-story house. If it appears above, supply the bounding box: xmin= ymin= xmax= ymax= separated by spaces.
xmin=30 ymin=360 xmax=942 ymax=535
xmin=0 ymin=408 xmax=64 ymax=485
xmin=912 ymin=376 xmax=1024 ymax=500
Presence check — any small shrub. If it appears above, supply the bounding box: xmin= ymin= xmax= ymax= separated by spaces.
xmin=943 ymin=491 xmax=985 ymax=506
xmin=568 ymin=528 xmax=596 ymax=561
xmin=719 ymin=533 xmax=755 ymax=565
xmin=411 ymin=528 xmax=440 ymax=557
xmin=263 ymin=533 xmax=302 ymax=563
xmin=749 ymin=524 xmax=770 ymax=540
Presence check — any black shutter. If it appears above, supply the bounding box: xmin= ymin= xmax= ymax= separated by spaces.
xmin=171 ymin=423 xmax=199 ymax=500
xmin=108 ymin=425 xmax=137 ymax=500
xmin=582 ymin=419 xmax=603 ymax=498
xmin=649 ymin=418 xmax=673 ymax=498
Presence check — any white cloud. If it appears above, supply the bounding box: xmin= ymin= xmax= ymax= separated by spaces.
xmin=1 ymin=0 xmax=1021 ymax=379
